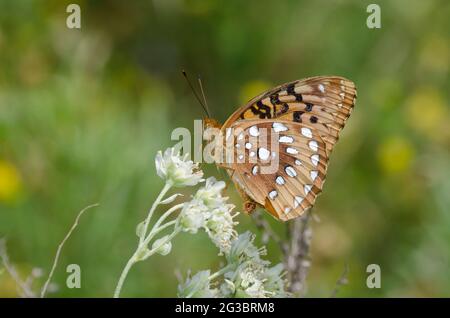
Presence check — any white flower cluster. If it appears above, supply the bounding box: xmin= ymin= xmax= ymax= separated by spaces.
xmin=155 ymin=148 xmax=204 ymax=187
xmin=117 ymin=146 xmax=288 ymax=299
xmin=178 ymin=232 xmax=289 ymax=298
xmin=220 ymin=232 xmax=288 ymax=298
xmin=180 ymin=177 xmax=238 ymax=254
xmin=177 ymin=270 xmax=218 ymax=298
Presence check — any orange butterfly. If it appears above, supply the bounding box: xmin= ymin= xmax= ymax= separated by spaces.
xmin=204 ymin=76 xmax=357 ymax=221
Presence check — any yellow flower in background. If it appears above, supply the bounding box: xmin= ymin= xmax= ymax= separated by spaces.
xmin=377 ymin=136 xmax=415 ymax=175
xmin=0 ymin=160 xmax=22 ymax=203
xmin=239 ymin=80 xmax=272 ymax=105
xmin=405 ymin=87 xmax=449 ymax=141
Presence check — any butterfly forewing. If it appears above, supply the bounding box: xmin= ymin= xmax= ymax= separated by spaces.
xmin=222 ymin=76 xmax=357 ymax=155
xmin=219 ymin=76 xmax=356 ymax=221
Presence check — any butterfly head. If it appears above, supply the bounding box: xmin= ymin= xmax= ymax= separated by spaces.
xmin=203 ymin=118 xmax=222 ymax=130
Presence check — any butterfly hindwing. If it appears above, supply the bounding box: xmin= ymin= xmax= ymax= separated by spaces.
xmin=223 ymin=119 xmax=328 ymax=221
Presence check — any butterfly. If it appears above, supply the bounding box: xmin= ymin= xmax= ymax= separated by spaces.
xmin=204 ymin=76 xmax=357 ymax=221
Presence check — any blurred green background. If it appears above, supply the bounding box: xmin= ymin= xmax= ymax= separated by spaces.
xmin=0 ymin=0 xmax=449 ymax=297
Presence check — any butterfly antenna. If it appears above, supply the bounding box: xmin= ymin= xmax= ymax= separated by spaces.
xmin=182 ymin=70 xmax=210 ymax=117
xmin=198 ymin=75 xmax=211 ymax=118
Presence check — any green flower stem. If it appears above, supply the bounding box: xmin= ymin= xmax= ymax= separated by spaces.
xmin=114 ymin=183 xmax=178 ymax=298
xmin=152 ymin=219 xmax=177 ymax=236
xmin=114 ymin=253 xmax=138 ymax=298
xmin=114 ymin=226 xmax=181 ymax=298
xmin=208 ymin=263 xmax=235 ymax=281
xmin=142 ymin=224 xmax=181 ymax=255
xmin=148 ymin=203 xmax=183 ymax=237
xmin=139 ymin=182 xmax=171 ymax=244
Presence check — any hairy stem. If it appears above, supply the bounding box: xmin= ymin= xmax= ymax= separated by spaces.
xmin=114 ymin=254 xmax=137 ymax=298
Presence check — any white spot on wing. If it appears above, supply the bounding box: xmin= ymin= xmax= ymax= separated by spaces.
xmin=286 ymin=147 xmax=298 ymax=155
xmin=294 ymin=196 xmax=303 ymax=208
xmin=272 ymin=122 xmax=288 ymax=132
xmin=311 ymin=154 xmax=319 ymax=166
xmin=245 ymin=142 xmax=252 ymax=149
xmin=285 ymin=166 xmax=297 ymax=177
xmin=268 ymin=190 xmax=277 ymax=200
xmin=318 ymin=84 xmax=325 ymax=93
xmin=279 ymin=136 xmax=294 ymax=143
xmin=310 ymin=170 xmax=318 ymax=181
xmin=304 ymin=184 xmax=312 ymax=195
xmin=249 ymin=125 xmax=260 ymax=137
xmin=249 ymin=151 xmax=256 ymax=157
xmin=237 ymin=132 xmax=244 ymax=140
xmin=301 ymin=127 xmax=313 ymax=138
xmin=276 ymin=176 xmax=285 ymax=185
xmin=308 ymin=140 xmax=318 ymax=152
xmin=295 ymin=159 xmax=302 ymax=166
xmin=258 ymin=147 xmax=270 ymax=160
xmin=284 ymin=207 xmax=291 ymax=214
xmin=252 ymin=165 xmax=259 ymax=175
